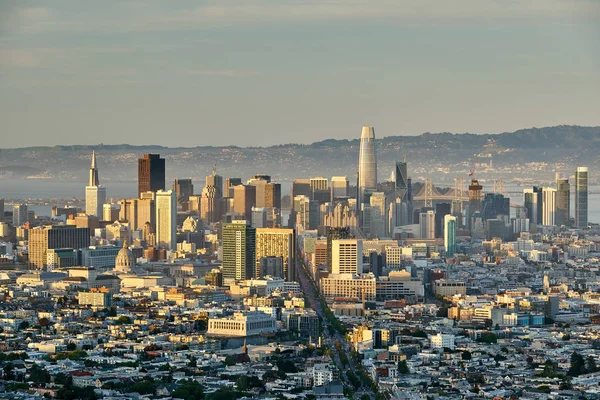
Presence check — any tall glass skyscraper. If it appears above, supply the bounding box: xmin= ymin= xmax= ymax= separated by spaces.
xmin=444 ymin=215 xmax=457 ymax=256
xmin=555 ymin=177 xmax=570 ymax=226
xmin=358 ymin=126 xmax=377 ymax=204
xmin=575 ymin=167 xmax=588 ymax=228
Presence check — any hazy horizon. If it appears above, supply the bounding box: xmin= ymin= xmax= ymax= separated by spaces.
xmin=1 ymin=1 xmax=600 ymax=148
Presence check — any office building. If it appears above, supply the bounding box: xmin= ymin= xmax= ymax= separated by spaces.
xmin=12 ymin=204 xmax=28 ymax=227
xmin=79 ymin=289 xmax=113 ymax=307
xmin=358 ymin=126 xmax=377 ymax=205
xmin=481 ymin=193 xmax=510 ymax=221
xmin=85 ymin=151 xmax=106 ymax=218
xmin=430 ymin=333 xmax=455 ymax=350
xmin=369 ymin=192 xmax=387 ymax=238
xmin=138 ymin=154 xmax=165 ymax=197
xmin=555 ymin=177 xmax=570 ymax=226
xmin=321 ymin=274 xmax=376 ymax=302
xmin=29 ymin=226 xmax=90 ymax=269
xmin=293 ymin=195 xmax=319 ymax=230
xmin=434 ymin=203 xmax=451 ymax=238
xmin=200 ymin=185 xmax=220 ymax=225
xmin=155 ymin=190 xmax=176 ymax=251
xmin=81 ymin=245 xmax=121 ymax=269
xmin=172 ymin=179 xmax=194 ymax=209
xmin=394 ymin=160 xmax=408 ymax=192
xmin=207 ymin=312 xmax=276 ymax=337
xmin=327 ymin=227 xmax=351 ymax=272
xmin=419 ymin=210 xmax=435 ymax=240
xmin=542 ymin=187 xmax=556 ymax=226
xmin=523 ymin=187 xmax=543 ymax=225
xmin=103 ymin=204 xmax=119 ymax=223
xmin=330 ymin=176 xmax=349 ymax=201
xmin=222 ymin=220 xmax=256 ymax=282
xmin=291 ymin=179 xmax=312 ymax=200
xmin=331 ymin=239 xmax=363 ymax=275
xmin=259 ymin=256 xmax=284 ymax=279
xmin=233 ymin=185 xmax=256 ymax=220
xmin=575 ymin=167 xmax=588 ymax=228
xmin=467 ymin=179 xmax=483 ymax=229
xmin=225 ymin=177 xmax=242 ymax=197
xmin=255 ymin=228 xmax=296 ymax=281
xmin=310 ymin=177 xmax=328 ymax=192
xmin=444 ymin=215 xmax=457 ymax=256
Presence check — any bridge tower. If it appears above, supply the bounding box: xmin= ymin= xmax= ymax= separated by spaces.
xmin=454 ymin=178 xmax=464 ymax=200
xmin=493 ymin=179 xmax=504 ymax=195
xmin=424 ymin=178 xmax=433 ymax=208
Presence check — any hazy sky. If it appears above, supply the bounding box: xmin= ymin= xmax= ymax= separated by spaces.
xmin=1 ymin=0 xmax=599 ymax=148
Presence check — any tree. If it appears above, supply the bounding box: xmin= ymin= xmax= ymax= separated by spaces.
xmin=18 ymin=321 xmax=30 ymax=331
xmin=559 ymin=377 xmax=573 ymax=390
xmin=585 ymin=355 xmax=598 ymax=373
xmin=130 ymin=379 xmax=156 ymax=395
xmin=29 ymin=365 xmax=51 ymax=385
xmin=398 ymin=360 xmax=410 ymax=374
xmin=116 ymin=316 xmax=131 ymax=325
xmin=461 ymin=351 xmax=472 ymax=361
xmin=540 ymin=359 xmax=558 ymax=378
xmin=562 ymin=334 xmax=571 ymax=341
xmin=66 ymin=343 xmax=77 ymax=351
xmin=476 ymin=332 xmax=497 ymax=344
xmin=236 ymin=375 xmax=262 ymax=391
xmin=568 ymin=352 xmax=586 ymax=377
xmin=276 ymin=359 xmax=298 ymax=373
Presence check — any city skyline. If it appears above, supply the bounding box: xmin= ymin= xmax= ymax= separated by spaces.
xmin=1 ymin=1 xmax=600 ymax=147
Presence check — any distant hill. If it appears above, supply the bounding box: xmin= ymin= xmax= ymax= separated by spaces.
xmin=0 ymin=125 xmax=598 ymax=185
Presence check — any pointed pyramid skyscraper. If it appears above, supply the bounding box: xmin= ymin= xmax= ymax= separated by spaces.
xmin=89 ymin=151 xmax=99 ymax=187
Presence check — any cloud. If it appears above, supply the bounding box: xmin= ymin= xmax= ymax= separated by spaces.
xmin=185 ymin=69 xmax=256 ymax=78
xmin=3 ymin=1 xmax=599 ymax=36
xmin=0 ymin=49 xmax=39 ymax=67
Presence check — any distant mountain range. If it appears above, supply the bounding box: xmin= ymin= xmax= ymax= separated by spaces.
xmin=0 ymin=125 xmax=598 ymax=186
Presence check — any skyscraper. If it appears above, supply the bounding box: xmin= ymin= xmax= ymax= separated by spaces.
xmin=155 ymin=190 xmax=176 ymax=250
xmin=467 ymin=179 xmax=483 ymax=229
xmin=255 ymin=228 xmax=296 ymax=281
xmin=330 ymin=176 xmax=349 ymax=201
xmin=434 ymin=203 xmax=451 ymax=238
xmin=233 ymin=185 xmax=256 ymax=220
xmin=419 ymin=210 xmax=435 ymax=239
xmin=85 ymin=151 xmax=106 ymax=218
xmin=12 ymin=204 xmax=28 ymax=227
xmin=29 ymin=225 xmax=90 ymax=269
xmin=556 ymin=177 xmax=570 ymax=226
xmin=369 ymin=192 xmax=387 ymax=238
xmin=331 ymin=239 xmax=363 ymax=275
xmin=575 ymin=167 xmax=588 ymax=228
xmin=225 ymin=177 xmax=242 ymax=197
xmin=138 ymin=154 xmax=165 ymax=197
xmin=358 ymin=126 xmax=377 ymax=205
xmin=523 ymin=187 xmax=543 ymax=225
xmin=172 ymin=179 xmax=194 ymax=209
xmin=394 ymin=160 xmax=408 ymax=192
xmin=327 ymin=227 xmax=351 ymax=273
xmin=222 ymin=220 xmax=256 ymax=282
xmin=444 ymin=215 xmax=457 ymax=256
xmin=542 ymin=187 xmax=556 ymax=226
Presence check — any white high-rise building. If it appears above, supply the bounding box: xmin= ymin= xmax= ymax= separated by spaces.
xmin=358 ymin=126 xmax=377 ymax=205
xmin=330 ymin=176 xmax=349 ymax=201
xmin=85 ymin=151 xmax=106 ymax=218
xmin=155 ymin=190 xmax=176 ymax=250
xmin=331 ymin=239 xmax=363 ymax=275
xmin=419 ymin=210 xmax=435 ymax=239
xmin=369 ymin=192 xmax=387 ymax=238
xmin=542 ymin=187 xmax=556 ymax=226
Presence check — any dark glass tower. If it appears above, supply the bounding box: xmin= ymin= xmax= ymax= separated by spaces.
xmin=575 ymin=167 xmax=588 ymax=228
xmin=138 ymin=154 xmax=165 ymax=197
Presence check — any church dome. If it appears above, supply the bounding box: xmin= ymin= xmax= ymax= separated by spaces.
xmin=115 ymin=240 xmax=135 ymax=272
